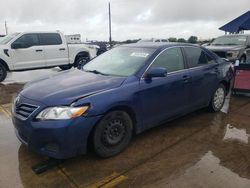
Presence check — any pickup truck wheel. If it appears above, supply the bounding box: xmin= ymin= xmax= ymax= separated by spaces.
xmin=59 ymin=64 xmax=72 ymax=70
xmin=209 ymin=84 xmax=226 ymax=112
xmin=92 ymin=111 xmax=133 ymax=158
xmin=0 ymin=64 xmax=7 ymax=82
xmin=75 ymin=56 xmax=88 ymax=69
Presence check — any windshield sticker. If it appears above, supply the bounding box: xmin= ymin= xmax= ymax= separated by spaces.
xmin=130 ymin=52 xmax=149 ymax=58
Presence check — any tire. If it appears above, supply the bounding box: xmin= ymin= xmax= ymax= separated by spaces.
xmin=92 ymin=111 xmax=133 ymax=158
xmin=240 ymin=56 xmax=246 ymax=64
xmin=59 ymin=64 xmax=72 ymax=70
xmin=74 ymin=56 xmax=89 ymax=69
xmin=209 ymin=84 xmax=226 ymax=112
xmin=0 ymin=64 xmax=7 ymax=82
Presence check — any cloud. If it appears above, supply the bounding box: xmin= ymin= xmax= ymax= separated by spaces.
xmin=0 ymin=0 xmax=249 ymax=40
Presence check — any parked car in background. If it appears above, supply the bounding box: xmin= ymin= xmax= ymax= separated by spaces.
xmin=86 ymin=41 xmax=108 ymax=55
xmin=0 ymin=31 xmax=98 ymax=82
xmin=12 ymin=43 xmax=234 ymax=159
xmin=206 ymin=34 xmax=250 ymax=63
xmin=137 ymin=38 xmax=169 ymax=43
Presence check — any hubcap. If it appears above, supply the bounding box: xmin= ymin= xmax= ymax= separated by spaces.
xmin=78 ymin=59 xmax=87 ymax=69
xmin=102 ymin=118 xmax=125 ymax=146
xmin=213 ymin=88 xmax=225 ymax=109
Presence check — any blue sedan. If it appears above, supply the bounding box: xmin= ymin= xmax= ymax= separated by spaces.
xmin=12 ymin=43 xmax=234 ymax=159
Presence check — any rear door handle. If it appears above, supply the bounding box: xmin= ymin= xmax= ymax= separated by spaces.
xmin=35 ymin=49 xmax=43 ymax=52
xmin=59 ymin=48 xmax=66 ymax=51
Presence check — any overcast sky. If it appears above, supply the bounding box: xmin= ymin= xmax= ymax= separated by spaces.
xmin=0 ymin=0 xmax=249 ymax=41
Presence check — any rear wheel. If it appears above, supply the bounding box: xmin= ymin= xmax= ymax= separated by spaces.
xmin=0 ymin=64 xmax=7 ymax=82
xmin=240 ymin=56 xmax=246 ymax=64
xmin=209 ymin=84 xmax=226 ymax=112
xmin=92 ymin=111 xmax=133 ymax=158
xmin=74 ymin=56 xmax=89 ymax=69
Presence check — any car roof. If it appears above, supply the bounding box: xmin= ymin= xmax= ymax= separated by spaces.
xmin=122 ymin=42 xmax=199 ymax=49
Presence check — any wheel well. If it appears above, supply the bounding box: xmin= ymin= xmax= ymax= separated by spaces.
xmin=0 ymin=59 xmax=9 ymax=71
xmin=220 ymin=80 xmax=230 ymax=94
xmin=106 ymin=106 xmax=137 ymax=131
xmin=86 ymin=105 xmax=137 ymax=152
xmin=74 ymin=52 xmax=90 ymax=63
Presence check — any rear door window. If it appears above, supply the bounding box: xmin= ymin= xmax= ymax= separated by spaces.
xmin=183 ymin=47 xmax=215 ymax=68
xmin=151 ymin=47 xmax=185 ymax=73
xmin=39 ymin=33 xmax=62 ymax=45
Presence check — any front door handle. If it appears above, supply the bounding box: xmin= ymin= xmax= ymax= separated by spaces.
xmin=59 ymin=48 xmax=66 ymax=51
xmin=35 ymin=49 xmax=43 ymax=52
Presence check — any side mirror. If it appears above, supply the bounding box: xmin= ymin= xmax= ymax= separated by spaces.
xmin=11 ymin=42 xmax=25 ymax=49
xmin=145 ymin=67 xmax=167 ymax=79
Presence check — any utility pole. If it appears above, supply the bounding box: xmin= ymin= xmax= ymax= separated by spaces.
xmin=108 ymin=2 xmax=112 ymax=48
xmin=5 ymin=21 xmax=8 ymax=35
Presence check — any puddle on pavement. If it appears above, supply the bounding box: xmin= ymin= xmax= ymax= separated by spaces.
xmin=223 ymin=124 xmax=249 ymax=144
xmin=165 ymin=151 xmax=250 ymax=188
xmin=221 ymin=93 xmax=231 ymax=114
xmin=3 ymin=68 xmax=61 ymax=85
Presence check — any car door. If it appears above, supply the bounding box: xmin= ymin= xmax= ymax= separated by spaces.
xmin=9 ymin=33 xmax=45 ymax=69
xmin=183 ymin=46 xmax=220 ymax=109
xmin=38 ymin=33 xmax=69 ymax=66
xmin=139 ymin=47 xmax=191 ymax=130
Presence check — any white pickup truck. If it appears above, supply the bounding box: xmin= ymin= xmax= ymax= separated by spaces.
xmin=0 ymin=31 xmax=98 ymax=82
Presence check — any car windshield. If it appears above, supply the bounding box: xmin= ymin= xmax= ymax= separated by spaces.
xmin=211 ymin=35 xmax=247 ymax=46
xmin=0 ymin=33 xmax=20 ymax=45
xmin=83 ymin=46 xmax=156 ymax=77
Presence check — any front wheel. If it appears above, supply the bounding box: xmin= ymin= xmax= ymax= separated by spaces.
xmin=59 ymin=64 xmax=73 ymax=70
xmin=0 ymin=64 xmax=7 ymax=82
xmin=92 ymin=111 xmax=133 ymax=158
xmin=209 ymin=84 xmax=226 ymax=112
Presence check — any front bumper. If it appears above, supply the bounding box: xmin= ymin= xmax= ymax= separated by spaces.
xmin=12 ymin=95 xmax=102 ymax=159
xmin=12 ymin=115 xmax=102 ymax=159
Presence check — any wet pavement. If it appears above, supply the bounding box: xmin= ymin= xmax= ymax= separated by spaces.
xmin=1 ymin=69 xmax=250 ymax=188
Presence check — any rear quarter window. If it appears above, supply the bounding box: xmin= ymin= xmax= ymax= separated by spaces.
xmin=183 ymin=47 xmax=216 ymax=68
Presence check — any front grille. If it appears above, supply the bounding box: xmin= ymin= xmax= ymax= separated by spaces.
xmin=214 ymin=51 xmax=226 ymax=58
xmin=15 ymin=103 xmax=39 ymax=120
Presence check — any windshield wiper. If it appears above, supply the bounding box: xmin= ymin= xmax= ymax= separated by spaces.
xmin=83 ymin=69 xmax=110 ymax=76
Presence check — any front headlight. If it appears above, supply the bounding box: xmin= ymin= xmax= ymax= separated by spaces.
xmin=36 ymin=106 xmax=89 ymax=120
xmin=227 ymin=50 xmax=240 ymax=58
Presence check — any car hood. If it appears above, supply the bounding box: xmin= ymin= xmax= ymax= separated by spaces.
xmin=206 ymin=45 xmax=244 ymax=52
xmin=20 ymin=69 xmax=126 ymax=105
xmin=0 ymin=44 xmax=7 ymax=50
